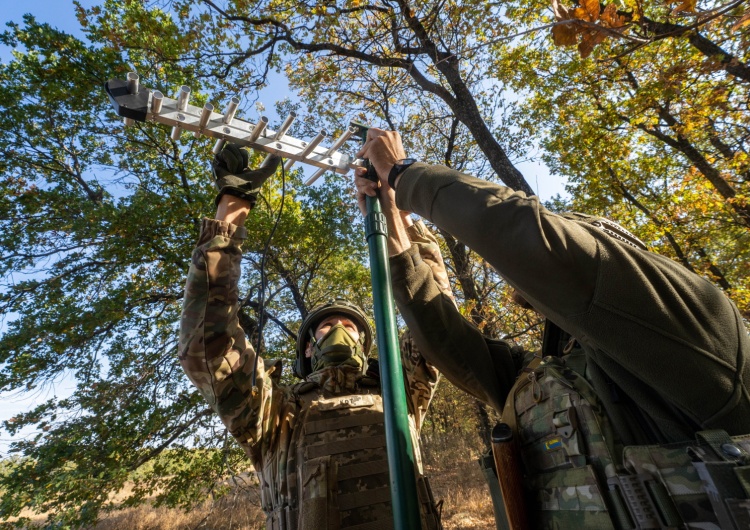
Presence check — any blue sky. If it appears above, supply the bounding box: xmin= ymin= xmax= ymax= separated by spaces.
xmin=1 ymin=1 xmax=94 ymax=61
xmin=0 ymin=1 xmax=563 ymax=197
xmin=0 ymin=0 xmax=97 ymax=458
xmin=0 ymin=0 xmax=566 ymax=456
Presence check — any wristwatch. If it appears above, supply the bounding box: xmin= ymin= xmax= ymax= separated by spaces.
xmin=387 ymin=158 xmax=417 ymax=190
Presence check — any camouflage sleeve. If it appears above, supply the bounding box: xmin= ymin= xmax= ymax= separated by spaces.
xmin=399 ymin=329 xmax=439 ymax=433
xmin=405 ymin=220 xmax=456 ymax=307
xmin=178 ymin=218 xmax=281 ymax=458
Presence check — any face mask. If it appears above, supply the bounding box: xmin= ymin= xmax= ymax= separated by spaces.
xmin=310 ymin=323 xmax=366 ymax=373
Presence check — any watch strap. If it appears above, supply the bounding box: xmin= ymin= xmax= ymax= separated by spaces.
xmin=388 ymin=158 xmax=416 ymax=189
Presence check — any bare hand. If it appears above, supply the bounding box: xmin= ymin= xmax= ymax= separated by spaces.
xmin=354 ymin=167 xmax=398 ymax=217
xmin=355 ymin=128 xmax=407 ymax=185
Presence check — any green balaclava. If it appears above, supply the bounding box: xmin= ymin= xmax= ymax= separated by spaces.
xmin=309 ymin=323 xmax=367 ymax=373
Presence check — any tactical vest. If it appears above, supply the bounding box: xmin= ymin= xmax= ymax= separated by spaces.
xmin=263 ymin=383 xmax=441 ymax=530
xmin=503 ymin=346 xmax=750 ymax=529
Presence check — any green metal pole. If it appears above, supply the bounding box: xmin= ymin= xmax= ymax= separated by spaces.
xmin=363 ymin=162 xmax=423 ymax=530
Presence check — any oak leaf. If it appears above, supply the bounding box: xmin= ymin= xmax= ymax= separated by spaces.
xmin=573 ymin=0 xmax=601 ymax=22
xmin=553 ymin=22 xmax=580 ymax=45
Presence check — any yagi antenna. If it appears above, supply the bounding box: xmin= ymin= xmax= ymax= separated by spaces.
xmin=104 ymin=73 xmax=364 ymax=185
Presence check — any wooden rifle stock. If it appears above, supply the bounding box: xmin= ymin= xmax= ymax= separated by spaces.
xmin=492 ymin=423 xmax=530 ymax=530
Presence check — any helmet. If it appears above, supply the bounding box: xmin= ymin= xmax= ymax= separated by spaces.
xmin=294 ymin=299 xmax=374 ymax=378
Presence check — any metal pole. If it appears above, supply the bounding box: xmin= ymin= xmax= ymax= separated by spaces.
xmin=357 ymin=127 xmax=422 ymax=530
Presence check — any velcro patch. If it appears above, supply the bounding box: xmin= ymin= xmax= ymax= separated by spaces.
xmin=545 ymin=438 xmax=563 ymax=451
xmin=314 ymin=394 xmax=377 ymax=411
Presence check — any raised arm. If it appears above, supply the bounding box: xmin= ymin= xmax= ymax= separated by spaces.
xmin=355 ymin=167 xmax=521 ymax=415
xmin=178 ymin=147 xmax=282 ymax=459
xmin=389 ymin=221 xmax=522 ymax=414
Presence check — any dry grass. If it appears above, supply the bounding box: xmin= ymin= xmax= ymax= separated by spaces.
xmin=11 ymin=434 xmax=498 ymax=530
xmin=89 ymin=486 xmax=265 ymax=530
xmin=422 ymin=432 xmax=497 ymax=530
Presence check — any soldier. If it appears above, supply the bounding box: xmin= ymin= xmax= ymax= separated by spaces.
xmin=178 ymin=144 xmax=444 ymax=530
xmin=354 ymin=128 xmax=750 ymax=529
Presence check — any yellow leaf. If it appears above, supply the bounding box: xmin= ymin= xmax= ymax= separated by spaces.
xmin=732 ymin=13 xmax=750 ymax=31
xmin=670 ymin=0 xmax=696 ymax=15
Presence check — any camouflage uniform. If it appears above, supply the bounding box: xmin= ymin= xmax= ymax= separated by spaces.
xmin=390 ymin=163 xmax=750 ymax=528
xmin=179 ymin=217 xmax=446 ymax=530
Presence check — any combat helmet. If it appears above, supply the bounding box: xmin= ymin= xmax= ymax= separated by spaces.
xmin=293 ymin=299 xmax=374 ymax=378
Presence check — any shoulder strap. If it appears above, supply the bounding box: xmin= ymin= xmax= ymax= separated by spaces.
xmin=501 ymin=355 xmax=544 ymax=435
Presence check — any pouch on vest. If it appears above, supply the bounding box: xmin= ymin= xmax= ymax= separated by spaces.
xmin=504 ymin=353 xmax=622 ymax=529
xmin=299 ymin=455 xmax=339 ymax=530
xmin=622 ymin=431 xmax=750 ymax=529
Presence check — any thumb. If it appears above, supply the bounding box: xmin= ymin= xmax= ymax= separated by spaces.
xmin=264 ymin=155 xmax=281 ymax=173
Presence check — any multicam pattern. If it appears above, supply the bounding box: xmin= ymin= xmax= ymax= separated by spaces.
xmin=178 ymin=218 xmax=442 ymax=529
xmin=509 ymin=350 xmax=750 ymax=529
xmin=623 ymin=438 xmax=750 ymax=528
xmin=513 ymin=354 xmax=620 ymax=479
xmin=406 ymin=221 xmax=454 ymax=302
xmin=507 ymin=353 xmax=622 ymax=528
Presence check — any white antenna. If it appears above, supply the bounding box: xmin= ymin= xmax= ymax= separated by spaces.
xmin=105 ymin=73 xmax=364 ymax=185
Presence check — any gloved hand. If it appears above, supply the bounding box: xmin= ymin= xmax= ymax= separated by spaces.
xmin=212 ymin=143 xmax=281 ymax=207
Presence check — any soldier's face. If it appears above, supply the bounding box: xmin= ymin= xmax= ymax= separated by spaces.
xmin=305 ymin=314 xmax=361 ymax=358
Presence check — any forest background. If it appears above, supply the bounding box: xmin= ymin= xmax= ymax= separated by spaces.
xmin=0 ymin=0 xmax=748 ymax=528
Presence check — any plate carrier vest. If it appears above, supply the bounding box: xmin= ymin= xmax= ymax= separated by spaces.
xmin=501 ymin=331 xmax=750 ymax=529
xmin=262 ymin=382 xmax=441 ymax=530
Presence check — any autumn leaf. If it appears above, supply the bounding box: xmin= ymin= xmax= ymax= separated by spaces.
xmin=732 ymin=13 xmax=750 ymax=31
xmin=578 ymin=28 xmax=607 ymax=57
xmin=600 ymin=3 xmax=628 ymax=28
xmin=553 ymin=22 xmax=580 ymax=46
xmin=573 ymin=0 xmax=601 ymax=22
xmin=669 ymin=0 xmax=697 ymax=15
xmin=551 ymin=0 xmax=573 ymax=20
xmin=550 ymin=0 xmax=582 ymax=47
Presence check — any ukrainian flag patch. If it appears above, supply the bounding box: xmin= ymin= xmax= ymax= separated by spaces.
xmin=545 ymin=438 xmax=562 ymax=451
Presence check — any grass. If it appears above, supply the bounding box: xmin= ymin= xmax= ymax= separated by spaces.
xmin=7 ymin=432 xmax=497 ymax=530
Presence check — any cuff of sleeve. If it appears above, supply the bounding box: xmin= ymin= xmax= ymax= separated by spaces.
xmin=394 ymin=162 xmax=429 ymax=213
xmin=197 ymin=217 xmax=248 ymax=246
xmin=406 ymin=220 xmax=431 ymax=243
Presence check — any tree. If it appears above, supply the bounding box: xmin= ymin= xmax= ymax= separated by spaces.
xmin=3 ymin=0 xmax=749 ymax=525
xmin=0 ymin=15 xmax=371 ymax=528
xmin=79 ymin=0 xmax=748 ymax=313
xmin=502 ymin=0 xmax=750 ymax=313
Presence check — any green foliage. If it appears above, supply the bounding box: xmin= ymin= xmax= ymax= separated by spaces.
xmin=2 ymin=0 xmax=748 ymax=526
xmin=0 ymin=11 xmax=370 ymax=528
xmin=498 ymin=0 xmax=750 ymax=313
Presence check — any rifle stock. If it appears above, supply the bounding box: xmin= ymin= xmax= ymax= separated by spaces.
xmin=492 ymin=423 xmax=530 ymax=530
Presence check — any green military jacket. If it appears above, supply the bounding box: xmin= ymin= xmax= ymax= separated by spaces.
xmin=391 ymin=162 xmax=750 ymax=445
xmin=179 ymin=218 xmax=446 ymax=530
